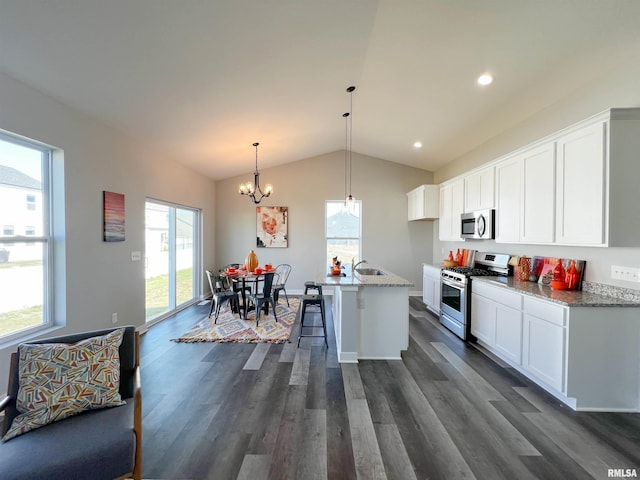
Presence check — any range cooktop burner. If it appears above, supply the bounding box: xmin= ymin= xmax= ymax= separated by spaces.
xmin=444 ymin=266 xmax=502 ymax=277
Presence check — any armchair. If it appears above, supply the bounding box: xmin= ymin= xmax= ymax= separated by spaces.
xmin=0 ymin=326 xmax=142 ymax=480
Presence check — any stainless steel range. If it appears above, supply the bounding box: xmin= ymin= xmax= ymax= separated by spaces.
xmin=439 ymin=252 xmax=511 ymax=340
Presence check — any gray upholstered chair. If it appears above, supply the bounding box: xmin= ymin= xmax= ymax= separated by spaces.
xmin=0 ymin=326 xmax=142 ymax=480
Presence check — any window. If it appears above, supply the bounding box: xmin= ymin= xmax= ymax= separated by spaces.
xmin=26 ymin=194 xmax=36 ymax=210
xmin=325 ymin=200 xmax=362 ymax=268
xmin=144 ymin=200 xmax=201 ymax=323
xmin=0 ymin=132 xmax=51 ymax=341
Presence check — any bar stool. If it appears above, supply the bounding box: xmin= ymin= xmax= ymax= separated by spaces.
xmin=297 ymin=294 xmax=328 ymax=348
xmin=304 ymin=281 xmax=323 ymax=295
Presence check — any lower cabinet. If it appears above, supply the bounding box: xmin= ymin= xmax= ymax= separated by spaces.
xmin=422 ymin=264 xmax=441 ymax=314
xmin=522 ymin=312 xmax=566 ymax=393
xmin=521 ymin=296 xmax=567 ymax=393
xmin=494 ymin=304 xmax=523 ymax=365
xmin=470 ymin=293 xmax=495 ymax=344
xmin=471 ymin=281 xmax=522 ymax=364
xmin=470 ymin=280 xmax=640 ymax=412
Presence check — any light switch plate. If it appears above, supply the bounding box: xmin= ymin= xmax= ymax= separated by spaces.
xmin=131 ymin=251 xmax=142 ymax=261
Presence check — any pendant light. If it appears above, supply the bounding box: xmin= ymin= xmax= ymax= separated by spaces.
xmin=238 ymin=142 xmax=273 ymax=204
xmin=343 ymin=111 xmax=350 ymax=208
xmin=344 ymin=85 xmax=356 ymax=208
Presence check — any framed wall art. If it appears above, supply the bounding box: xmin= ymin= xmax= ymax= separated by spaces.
xmin=257 ymin=206 xmax=288 ymax=248
xmin=103 ymin=191 xmax=125 ymax=242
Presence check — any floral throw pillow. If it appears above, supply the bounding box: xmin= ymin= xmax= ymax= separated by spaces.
xmin=2 ymin=328 xmax=126 ymax=442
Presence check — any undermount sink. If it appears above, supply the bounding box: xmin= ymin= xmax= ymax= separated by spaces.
xmin=355 ymin=267 xmax=385 ymax=276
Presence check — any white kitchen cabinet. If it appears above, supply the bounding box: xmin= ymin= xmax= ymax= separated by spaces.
xmin=471 ymin=281 xmax=522 ymax=364
xmin=464 ymin=165 xmax=495 ymax=212
xmin=438 ymin=179 xmax=464 ymax=241
xmin=492 ymin=108 xmax=640 ymax=246
xmin=494 ymin=303 xmax=523 ymax=365
xmin=471 ymin=278 xmax=640 ymax=411
xmin=555 ymin=120 xmax=606 ymax=245
xmin=407 ymin=185 xmax=439 ymax=221
xmin=495 ymin=143 xmax=555 ymax=244
xmin=553 ymin=109 xmax=640 ymax=246
xmin=522 ymin=297 xmax=567 ymax=393
xmin=422 ymin=264 xmax=441 ymax=314
xmin=495 ymin=155 xmax=521 ymax=243
xmin=470 ymin=293 xmax=495 ymax=345
xmin=521 ymin=143 xmax=556 ymax=244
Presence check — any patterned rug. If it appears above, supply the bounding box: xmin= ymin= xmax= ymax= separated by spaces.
xmin=172 ymin=298 xmax=300 ymax=344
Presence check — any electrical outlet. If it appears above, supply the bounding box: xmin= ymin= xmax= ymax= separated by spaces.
xmin=611 ymin=265 xmax=640 ymax=282
xmin=111 ymin=312 xmax=118 ymax=324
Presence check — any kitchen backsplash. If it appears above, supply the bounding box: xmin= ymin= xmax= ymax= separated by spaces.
xmin=582 ymin=281 xmax=640 ymax=302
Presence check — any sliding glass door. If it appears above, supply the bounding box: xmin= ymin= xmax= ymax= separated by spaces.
xmin=145 ymin=200 xmax=200 ymax=322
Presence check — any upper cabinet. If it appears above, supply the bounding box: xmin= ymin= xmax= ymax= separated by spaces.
xmin=464 ymin=165 xmax=495 ymax=212
xmin=495 ymin=142 xmax=555 ymax=244
xmin=439 ymin=179 xmax=464 ymax=241
xmin=407 ymin=185 xmax=439 ymax=221
xmin=555 ymin=120 xmax=606 ymax=245
xmin=441 ymin=108 xmax=640 ymax=247
xmin=495 ymin=154 xmax=522 ymax=243
xmin=551 ymin=109 xmax=640 ymax=247
xmin=497 ymin=108 xmax=640 ymax=247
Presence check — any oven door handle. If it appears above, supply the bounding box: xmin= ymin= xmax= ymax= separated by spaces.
xmin=441 ymin=277 xmax=464 ymax=290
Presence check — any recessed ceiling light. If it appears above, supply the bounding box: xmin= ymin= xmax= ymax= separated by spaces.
xmin=413 ymin=141 xmax=422 ymax=148
xmin=477 ymin=73 xmax=493 ymax=86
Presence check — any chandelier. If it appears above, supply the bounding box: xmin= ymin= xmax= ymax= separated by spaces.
xmin=238 ymin=142 xmax=273 ymax=204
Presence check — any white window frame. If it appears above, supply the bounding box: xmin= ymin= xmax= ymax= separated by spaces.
xmin=144 ymin=198 xmax=202 ymax=325
xmin=0 ymin=131 xmax=53 ymax=344
xmin=325 ymin=200 xmax=362 ymax=268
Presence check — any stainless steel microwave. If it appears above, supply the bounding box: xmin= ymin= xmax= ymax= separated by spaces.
xmin=460 ymin=209 xmax=495 ymax=239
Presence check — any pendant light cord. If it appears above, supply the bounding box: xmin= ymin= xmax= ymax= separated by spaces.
xmin=343 ymin=112 xmax=349 ymax=205
xmin=348 ymin=88 xmax=353 ymax=198
xmin=345 ymin=86 xmax=355 ymax=201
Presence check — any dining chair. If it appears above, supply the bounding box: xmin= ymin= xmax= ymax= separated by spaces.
xmin=206 ymin=270 xmax=240 ymax=323
xmin=226 ymin=263 xmax=252 ymax=298
xmin=272 ymin=263 xmax=292 ymax=307
xmin=246 ymin=271 xmax=278 ymax=326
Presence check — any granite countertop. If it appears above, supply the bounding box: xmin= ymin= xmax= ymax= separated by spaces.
xmin=316 ymin=265 xmax=413 ymax=287
xmin=473 ymin=276 xmax=640 ymax=307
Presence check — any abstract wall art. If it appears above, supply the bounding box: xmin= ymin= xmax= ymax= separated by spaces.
xmin=103 ymin=191 xmax=125 ymax=242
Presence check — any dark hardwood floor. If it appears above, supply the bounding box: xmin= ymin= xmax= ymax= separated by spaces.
xmin=140 ymin=296 xmax=640 ymax=480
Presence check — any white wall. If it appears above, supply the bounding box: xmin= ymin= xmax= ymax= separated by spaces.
xmin=0 ymin=72 xmax=216 ymax=390
xmin=215 ymin=151 xmax=435 ymax=293
xmin=433 ymin=59 xmax=640 ymax=290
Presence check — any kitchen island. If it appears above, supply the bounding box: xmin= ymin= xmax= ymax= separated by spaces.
xmin=316 ymin=266 xmax=413 ymax=363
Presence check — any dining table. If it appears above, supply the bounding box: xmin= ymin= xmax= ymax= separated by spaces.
xmin=221 ymin=267 xmax=276 ymax=319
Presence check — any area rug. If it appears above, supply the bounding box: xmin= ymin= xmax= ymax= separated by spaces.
xmin=172 ymin=298 xmax=300 ymax=344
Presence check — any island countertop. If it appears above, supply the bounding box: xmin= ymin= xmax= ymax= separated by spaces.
xmin=315 ymin=265 xmax=413 ymax=288
xmin=473 ymin=276 xmax=640 ymax=307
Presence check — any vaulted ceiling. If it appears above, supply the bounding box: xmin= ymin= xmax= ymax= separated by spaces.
xmin=1 ymin=0 xmax=640 ymax=180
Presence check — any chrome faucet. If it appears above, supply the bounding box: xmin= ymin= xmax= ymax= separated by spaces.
xmin=352 ymin=257 xmax=367 ymax=272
